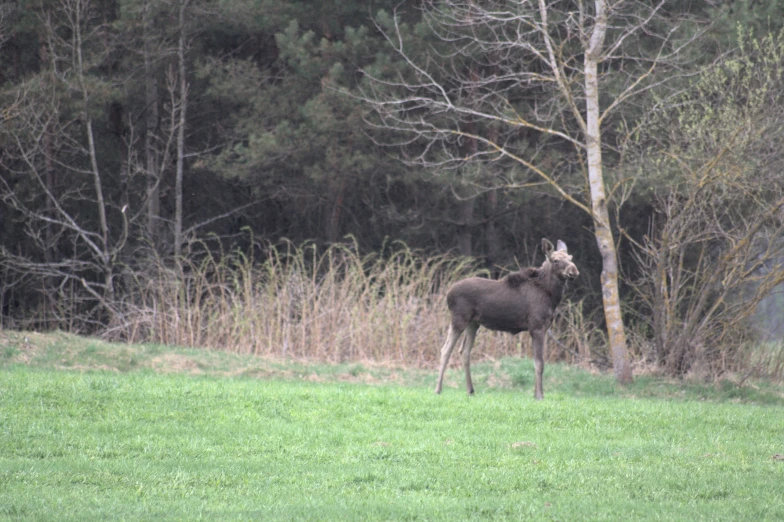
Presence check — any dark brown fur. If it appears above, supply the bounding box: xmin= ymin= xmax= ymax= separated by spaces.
xmin=502 ymin=267 xmax=540 ymax=288
xmin=435 ymin=239 xmax=579 ymax=399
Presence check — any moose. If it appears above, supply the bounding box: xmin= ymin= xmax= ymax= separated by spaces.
xmin=435 ymin=239 xmax=579 ymax=400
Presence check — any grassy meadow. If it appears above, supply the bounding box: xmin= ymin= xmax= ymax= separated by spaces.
xmin=1 ymin=331 xmax=784 ymax=520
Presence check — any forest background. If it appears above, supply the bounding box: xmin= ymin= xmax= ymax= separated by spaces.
xmin=1 ymin=0 xmax=783 ymax=380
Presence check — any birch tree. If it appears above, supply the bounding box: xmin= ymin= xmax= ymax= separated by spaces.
xmin=361 ymin=0 xmax=706 ymax=384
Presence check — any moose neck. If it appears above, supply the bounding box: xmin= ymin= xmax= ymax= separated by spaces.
xmin=539 ymin=260 xmax=567 ymax=306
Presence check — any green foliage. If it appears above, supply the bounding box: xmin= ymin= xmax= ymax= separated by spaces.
xmin=677 ymin=30 xmax=784 ymax=160
xmin=634 ymin=28 xmax=784 ymax=190
xmin=203 ymin=15 xmax=388 ymax=183
xmin=711 ymin=0 xmax=784 ymax=41
xmin=1 ymin=361 xmax=783 ymax=520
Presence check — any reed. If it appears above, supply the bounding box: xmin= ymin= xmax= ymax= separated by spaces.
xmin=113 ymin=241 xmax=536 ymax=366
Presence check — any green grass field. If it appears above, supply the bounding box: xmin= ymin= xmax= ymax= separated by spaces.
xmin=1 ymin=331 xmax=783 ymax=520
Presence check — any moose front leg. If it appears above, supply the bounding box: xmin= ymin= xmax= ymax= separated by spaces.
xmin=460 ymin=323 xmax=479 ymax=395
xmin=531 ymin=329 xmax=546 ymax=400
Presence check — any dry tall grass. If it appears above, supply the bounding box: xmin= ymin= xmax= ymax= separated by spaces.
xmin=8 ymin=238 xmax=781 ymax=377
xmin=113 ymin=242 xmax=554 ymax=367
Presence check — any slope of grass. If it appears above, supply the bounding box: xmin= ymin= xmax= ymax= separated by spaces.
xmin=2 ymin=330 xmax=783 ymax=405
xmin=1 ymin=332 xmax=784 ymax=520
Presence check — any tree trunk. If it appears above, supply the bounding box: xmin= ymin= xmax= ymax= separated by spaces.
xmin=326 ymin=177 xmax=346 ymax=243
xmin=43 ymin=122 xmax=56 ymax=327
xmin=74 ymin=0 xmax=114 ymax=304
xmin=143 ymin=0 xmax=161 ymax=244
xmin=485 ymin=188 xmax=500 ymax=274
xmin=652 ymin=226 xmax=670 ymax=367
xmin=457 ymin=128 xmax=478 ymax=257
xmin=584 ymin=0 xmax=633 ymax=384
xmin=174 ymin=0 xmax=190 ymax=258
xmin=457 ymin=195 xmax=474 ymax=256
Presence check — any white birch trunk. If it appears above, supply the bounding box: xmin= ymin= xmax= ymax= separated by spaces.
xmin=584 ymin=0 xmax=632 ymax=384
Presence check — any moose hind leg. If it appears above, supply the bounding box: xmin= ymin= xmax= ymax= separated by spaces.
xmin=532 ymin=329 xmax=545 ymax=400
xmin=435 ymin=324 xmax=463 ymax=394
xmin=460 ymin=322 xmax=479 ymax=395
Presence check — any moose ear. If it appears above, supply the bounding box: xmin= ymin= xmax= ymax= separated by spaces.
xmin=556 ymin=240 xmax=568 ymax=252
xmin=541 ymin=238 xmax=555 ymax=259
